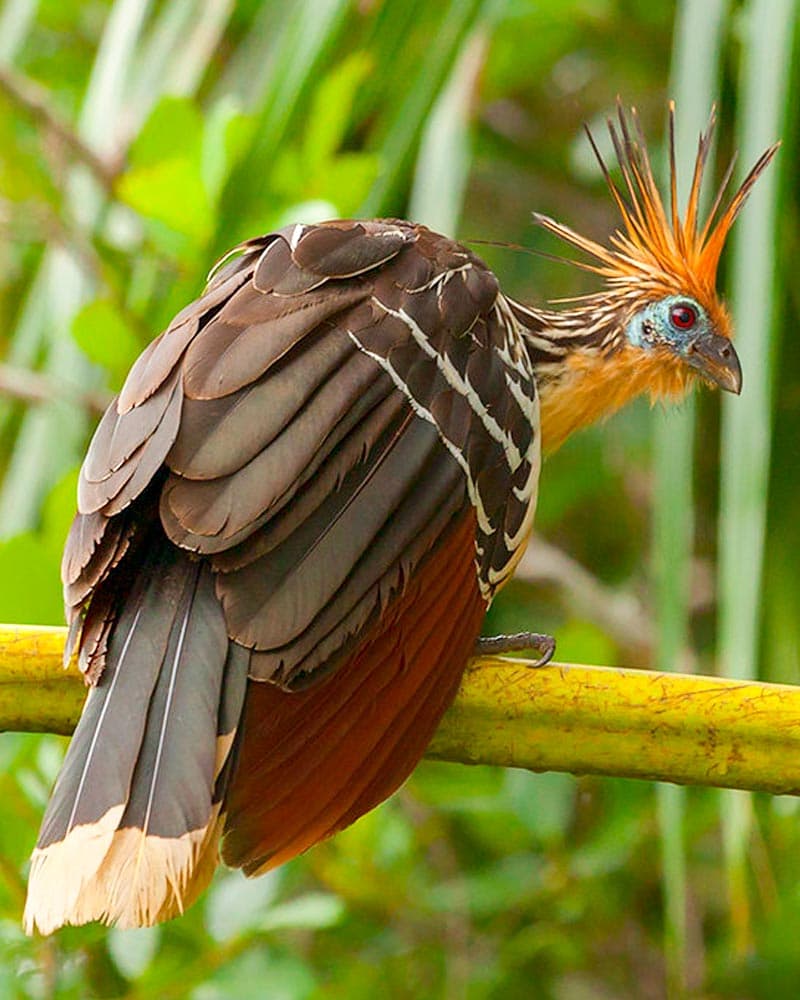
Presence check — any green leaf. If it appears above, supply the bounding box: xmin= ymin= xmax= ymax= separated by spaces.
xmin=0 ymin=468 xmax=78 ymax=626
xmin=202 ymin=98 xmax=255 ymax=204
xmin=119 ymin=96 xmax=214 ymax=256
xmin=0 ymin=534 xmax=63 ymax=625
xmin=258 ymin=892 xmax=346 ymax=932
xmin=192 ymin=949 xmax=316 ymax=1000
xmin=326 ymin=798 xmax=414 ymax=872
xmin=119 ymin=158 xmax=212 ymax=247
xmin=71 ymin=299 xmax=143 ymax=388
xmin=128 ymin=96 xmax=204 ymax=169
xmin=41 ymin=467 xmax=79 ymax=560
xmin=271 ymin=199 xmax=339 ymax=228
xmin=412 ymin=759 xmax=505 ymax=808
xmin=108 ymin=925 xmax=161 ymax=980
xmin=359 ymin=0 xmax=487 ymax=215
xmin=303 ymin=52 xmax=373 ymax=170
xmin=424 ymin=854 xmax=545 ymax=918
xmin=504 ymin=769 xmax=575 ymax=844
xmin=206 ymin=869 xmax=282 ymax=943
xmin=314 ymin=152 xmax=381 ymax=215
xmin=554 ymin=618 xmax=616 ymax=667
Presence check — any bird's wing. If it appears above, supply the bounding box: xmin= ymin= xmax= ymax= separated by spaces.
xmin=63 ymin=219 xmax=541 ymax=690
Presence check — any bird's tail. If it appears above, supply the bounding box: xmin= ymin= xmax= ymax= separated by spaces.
xmin=23 ymin=546 xmax=249 ymax=934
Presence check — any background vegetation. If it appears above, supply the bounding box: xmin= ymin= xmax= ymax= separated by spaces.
xmin=0 ymin=0 xmax=797 ymax=996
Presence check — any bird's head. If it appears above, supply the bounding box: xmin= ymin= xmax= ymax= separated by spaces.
xmin=623 ymin=291 xmax=740 ymax=394
xmin=526 ymin=103 xmax=778 ymax=451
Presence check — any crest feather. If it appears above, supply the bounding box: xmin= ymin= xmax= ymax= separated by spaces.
xmin=533 ymin=101 xmax=779 ymax=301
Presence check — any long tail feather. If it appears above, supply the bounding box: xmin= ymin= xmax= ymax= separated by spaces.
xmin=24 ymin=549 xmax=249 ymax=934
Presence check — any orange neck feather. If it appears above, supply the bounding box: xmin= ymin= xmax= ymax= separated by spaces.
xmin=538 ymin=344 xmax=694 ymax=453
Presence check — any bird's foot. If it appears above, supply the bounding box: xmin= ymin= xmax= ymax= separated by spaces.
xmin=473 ymin=631 xmax=556 ymax=667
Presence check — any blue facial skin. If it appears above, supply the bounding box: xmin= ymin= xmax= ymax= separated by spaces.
xmin=625 ymin=295 xmax=708 ymax=357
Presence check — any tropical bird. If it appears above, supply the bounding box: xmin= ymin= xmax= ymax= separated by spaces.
xmin=24 ymin=105 xmax=776 ymax=933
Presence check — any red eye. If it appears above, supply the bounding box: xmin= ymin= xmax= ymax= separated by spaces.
xmin=670 ymin=303 xmax=697 ymax=330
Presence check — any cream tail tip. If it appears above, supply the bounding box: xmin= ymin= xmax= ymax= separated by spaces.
xmin=24 ymin=813 xmax=222 ymax=934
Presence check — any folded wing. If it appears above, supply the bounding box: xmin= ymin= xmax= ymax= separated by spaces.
xmin=28 ymin=218 xmax=542 ymax=931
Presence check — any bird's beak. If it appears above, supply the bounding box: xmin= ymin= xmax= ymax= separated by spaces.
xmin=684 ymin=331 xmax=742 ymax=395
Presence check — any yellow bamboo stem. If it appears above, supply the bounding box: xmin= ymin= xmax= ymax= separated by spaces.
xmin=0 ymin=625 xmax=85 ymax=735
xmin=2 ymin=623 xmax=800 ymax=796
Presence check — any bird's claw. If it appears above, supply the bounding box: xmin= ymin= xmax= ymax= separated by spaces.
xmin=473 ymin=631 xmax=556 ymax=667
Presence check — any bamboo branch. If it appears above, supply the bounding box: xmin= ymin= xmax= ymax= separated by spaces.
xmin=0 ymin=626 xmax=84 ymax=735
xmin=2 ymin=624 xmax=800 ymax=796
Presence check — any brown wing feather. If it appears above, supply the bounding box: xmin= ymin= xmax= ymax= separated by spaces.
xmin=218 ymin=414 xmax=466 ymax=685
xmin=181 ymin=283 xmax=368 ymax=399
xmin=77 ymin=374 xmax=183 ymax=516
xmin=117 ymin=261 xmax=254 ymax=414
xmin=168 ymin=330 xmax=358 ymax=479
xmin=160 ymin=347 xmax=386 ymax=546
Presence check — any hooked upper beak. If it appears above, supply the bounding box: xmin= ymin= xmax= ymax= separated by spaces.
xmin=684 ymin=331 xmax=742 ymax=395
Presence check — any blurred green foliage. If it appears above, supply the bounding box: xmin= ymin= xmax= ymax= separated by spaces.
xmin=0 ymin=0 xmax=797 ymax=996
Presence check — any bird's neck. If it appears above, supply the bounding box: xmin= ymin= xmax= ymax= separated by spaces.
xmin=510 ymin=298 xmax=693 ymax=453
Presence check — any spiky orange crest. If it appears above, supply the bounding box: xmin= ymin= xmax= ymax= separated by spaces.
xmin=533 ymin=102 xmax=779 ymax=313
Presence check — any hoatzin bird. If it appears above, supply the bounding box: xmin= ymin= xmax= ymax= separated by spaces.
xmin=24 ymin=106 xmax=776 ymax=933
